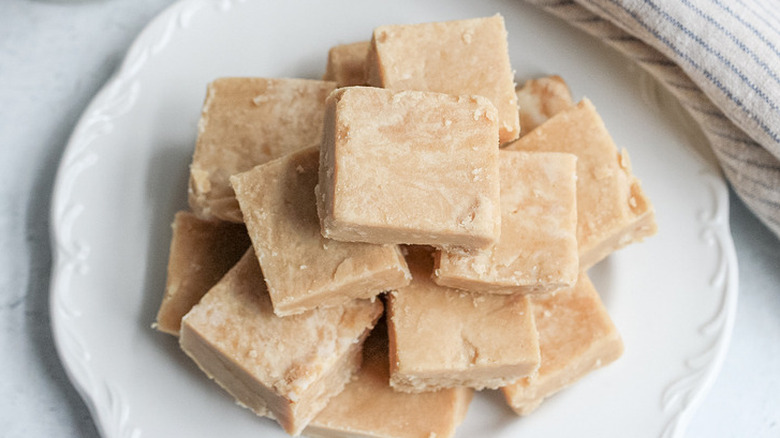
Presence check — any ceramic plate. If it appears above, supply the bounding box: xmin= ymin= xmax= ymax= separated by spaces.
xmin=50 ymin=1 xmax=738 ymax=437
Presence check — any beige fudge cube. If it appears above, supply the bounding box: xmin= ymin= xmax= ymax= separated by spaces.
xmin=306 ymin=321 xmax=473 ymax=438
xmin=387 ymin=247 xmax=540 ymax=392
xmin=366 ymin=15 xmax=520 ymax=143
xmin=506 ymin=99 xmax=657 ymax=269
xmin=502 ymin=273 xmax=623 ymax=415
xmin=188 ymin=77 xmax=336 ymax=222
xmin=155 ymin=211 xmax=250 ymax=336
xmin=516 ymin=75 xmax=574 ymax=136
xmin=434 ymin=151 xmax=578 ymax=294
xmin=317 ymin=87 xmax=501 ymax=252
xmin=323 ymin=41 xmax=370 ymax=87
xmin=230 ymin=146 xmax=410 ymax=316
xmin=180 ymin=250 xmax=383 ymax=436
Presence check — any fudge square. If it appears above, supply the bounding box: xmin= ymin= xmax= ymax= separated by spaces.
xmin=434 ymin=150 xmax=579 ymax=295
xmin=306 ymin=320 xmax=473 ymax=438
xmin=322 ymin=41 xmax=370 ymax=87
xmin=188 ymin=77 xmax=336 ymax=223
xmin=516 ymin=75 xmax=575 ymax=136
xmin=502 ymin=273 xmax=623 ymax=415
xmin=230 ymin=146 xmax=410 ymax=317
xmin=316 ymin=86 xmax=501 ymax=251
xmin=366 ymin=15 xmax=520 ymax=143
xmin=180 ymin=250 xmax=383 ymax=436
xmin=155 ymin=211 xmax=250 ymax=336
xmin=387 ymin=247 xmax=539 ymax=392
xmin=506 ymin=99 xmax=657 ymax=269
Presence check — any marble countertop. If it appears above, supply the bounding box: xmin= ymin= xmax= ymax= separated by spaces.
xmin=1 ymin=1 xmax=778 ymax=437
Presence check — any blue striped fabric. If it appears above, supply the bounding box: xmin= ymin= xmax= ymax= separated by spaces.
xmin=526 ymin=0 xmax=780 ymax=237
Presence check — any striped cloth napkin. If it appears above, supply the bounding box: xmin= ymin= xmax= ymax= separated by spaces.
xmin=525 ymin=0 xmax=780 ymax=238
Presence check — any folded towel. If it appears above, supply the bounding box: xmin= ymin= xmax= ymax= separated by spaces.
xmin=526 ymin=0 xmax=780 ymax=238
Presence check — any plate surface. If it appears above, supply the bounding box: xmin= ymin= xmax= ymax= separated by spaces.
xmin=49 ymin=1 xmax=738 ymax=437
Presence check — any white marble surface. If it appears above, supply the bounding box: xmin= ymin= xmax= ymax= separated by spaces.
xmin=1 ymin=1 xmax=778 ymax=437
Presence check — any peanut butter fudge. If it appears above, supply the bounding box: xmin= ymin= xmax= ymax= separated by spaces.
xmin=434 ymin=151 xmax=578 ymax=294
xmin=506 ymin=99 xmax=657 ymax=269
xmin=316 ymin=87 xmax=501 ymax=251
xmin=366 ymin=15 xmax=520 ymax=143
xmin=231 ymin=147 xmax=410 ymax=317
xmin=322 ymin=41 xmax=369 ymax=87
xmin=306 ymin=321 xmax=474 ymax=438
xmin=516 ymin=75 xmax=574 ymax=136
xmin=387 ymin=247 xmax=540 ymax=392
xmin=502 ymin=273 xmax=623 ymax=415
xmin=154 ymin=211 xmax=250 ymax=336
xmin=180 ymin=250 xmax=383 ymax=436
xmin=188 ymin=77 xmax=336 ymax=222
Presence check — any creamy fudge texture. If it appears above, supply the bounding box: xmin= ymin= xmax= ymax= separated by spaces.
xmin=155 ymin=211 xmax=250 ymax=336
xmin=316 ymin=87 xmax=501 ymax=251
xmin=387 ymin=247 xmax=540 ymax=392
xmin=506 ymin=99 xmax=657 ymax=269
xmin=516 ymin=75 xmax=574 ymax=136
xmin=323 ymin=41 xmax=370 ymax=87
xmin=502 ymin=273 xmax=623 ymax=415
xmin=180 ymin=250 xmax=383 ymax=436
xmin=230 ymin=147 xmax=410 ymax=317
xmin=188 ymin=77 xmax=336 ymax=222
xmin=434 ymin=151 xmax=579 ymax=294
xmin=306 ymin=321 xmax=474 ymax=438
xmin=366 ymin=15 xmax=520 ymax=143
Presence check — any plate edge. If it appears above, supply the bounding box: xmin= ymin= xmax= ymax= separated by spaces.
xmin=47 ymin=1 xmax=247 ymax=437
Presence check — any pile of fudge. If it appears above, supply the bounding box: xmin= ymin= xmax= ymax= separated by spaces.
xmin=154 ymin=15 xmax=657 ymax=438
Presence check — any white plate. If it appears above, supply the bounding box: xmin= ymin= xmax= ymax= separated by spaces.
xmin=49 ymin=1 xmax=739 ymax=437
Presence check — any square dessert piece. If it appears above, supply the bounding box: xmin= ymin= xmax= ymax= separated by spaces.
xmin=502 ymin=273 xmax=623 ymax=415
xmin=155 ymin=211 xmax=250 ymax=335
xmin=306 ymin=320 xmax=474 ymax=438
xmin=516 ymin=75 xmax=574 ymax=136
xmin=506 ymin=99 xmax=657 ymax=269
xmin=366 ymin=15 xmax=520 ymax=143
xmin=231 ymin=146 xmax=410 ymax=316
xmin=180 ymin=250 xmax=384 ymax=436
xmin=317 ymin=86 xmax=501 ymax=252
xmin=188 ymin=77 xmax=336 ymax=223
xmin=434 ymin=150 xmax=579 ymax=294
xmin=387 ymin=247 xmax=540 ymax=392
xmin=322 ymin=41 xmax=370 ymax=87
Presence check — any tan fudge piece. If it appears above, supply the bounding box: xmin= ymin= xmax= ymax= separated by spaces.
xmin=317 ymin=87 xmax=501 ymax=252
xmin=180 ymin=250 xmax=383 ymax=436
xmin=434 ymin=151 xmax=578 ymax=294
xmin=231 ymin=147 xmax=410 ymax=316
xmin=387 ymin=247 xmax=540 ymax=392
xmin=502 ymin=273 xmax=623 ymax=415
xmin=516 ymin=75 xmax=574 ymax=136
xmin=306 ymin=321 xmax=474 ymax=438
xmin=366 ymin=15 xmax=519 ymax=143
xmin=188 ymin=77 xmax=336 ymax=222
xmin=506 ymin=99 xmax=657 ymax=269
xmin=323 ymin=41 xmax=369 ymax=87
xmin=155 ymin=211 xmax=250 ymax=336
